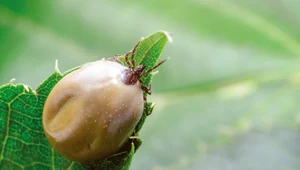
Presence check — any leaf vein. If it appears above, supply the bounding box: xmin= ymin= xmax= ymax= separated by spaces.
xmin=0 ymin=92 xmax=24 ymax=164
xmin=138 ymin=34 xmax=164 ymax=65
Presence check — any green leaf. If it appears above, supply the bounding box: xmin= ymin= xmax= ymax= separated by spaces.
xmin=0 ymin=30 xmax=169 ymax=169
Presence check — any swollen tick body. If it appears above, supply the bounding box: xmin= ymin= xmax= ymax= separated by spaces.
xmin=42 ymin=41 xmax=168 ymax=162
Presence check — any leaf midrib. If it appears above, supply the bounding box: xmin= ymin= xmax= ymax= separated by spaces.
xmin=0 ymin=5 xmax=95 ymax=63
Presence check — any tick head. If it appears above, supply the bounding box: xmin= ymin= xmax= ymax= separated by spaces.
xmin=135 ymin=65 xmax=146 ymax=77
xmin=121 ymin=64 xmax=146 ymax=85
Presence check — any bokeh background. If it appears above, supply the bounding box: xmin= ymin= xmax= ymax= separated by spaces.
xmin=1 ymin=0 xmax=300 ymax=170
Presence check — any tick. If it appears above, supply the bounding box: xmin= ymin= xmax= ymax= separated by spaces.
xmin=42 ymin=41 xmax=168 ymax=162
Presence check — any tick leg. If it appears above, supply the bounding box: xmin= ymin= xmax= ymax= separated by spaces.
xmin=141 ymin=84 xmax=152 ymax=95
xmin=112 ymin=54 xmax=124 ymax=65
xmin=143 ymin=94 xmax=148 ymax=116
xmin=124 ymin=52 xmax=132 ymax=68
xmin=131 ymin=41 xmax=140 ymax=69
xmin=143 ymin=94 xmax=155 ymax=116
xmin=143 ymin=57 xmax=170 ymax=75
xmin=148 ymin=103 xmax=155 ymax=116
xmin=139 ymin=80 xmax=153 ymax=116
xmin=139 ymin=80 xmax=152 ymax=95
xmin=143 ymin=95 xmax=150 ymax=116
xmin=106 ymin=54 xmax=124 ymax=65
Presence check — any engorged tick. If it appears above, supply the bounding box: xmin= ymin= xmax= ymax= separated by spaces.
xmin=42 ymin=39 xmax=169 ymax=163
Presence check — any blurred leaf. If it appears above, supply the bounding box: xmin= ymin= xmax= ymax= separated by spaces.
xmin=186 ymin=129 xmax=300 ymax=170
xmin=1 ymin=0 xmax=300 ymax=170
xmin=1 ymin=0 xmax=300 ymax=91
xmin=132 ymin=77 xmax=300 ymax=170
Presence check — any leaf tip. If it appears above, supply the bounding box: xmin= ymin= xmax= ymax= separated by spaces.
xmin=151 ymin=103 xmax=156 ymax=109
xmin=151 ymin=70 xmax=159 ymax=75
xmin=130 ymin=142 xmax=135 ymax=152
xmin=54 ymin=60 xmax=61 ymax=74
xmin=23 ymin=84 xmax=30 ymax=92
xmin=9 ymin=78 xmax=16 ymax=85
xmin=129 ymin=136 xmax=141 ymax=140
xmin=163 ymin=31 xmax=173 ymax=43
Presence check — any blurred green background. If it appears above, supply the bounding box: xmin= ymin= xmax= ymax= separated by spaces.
xmin=2 ymin=0 xmax=300 ymax=170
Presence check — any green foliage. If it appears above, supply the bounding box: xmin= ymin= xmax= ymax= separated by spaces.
xmin=2 ymin=0 xmax=300 ymax=170
xmin=0 ymin=31 xmax=170 ymax=169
